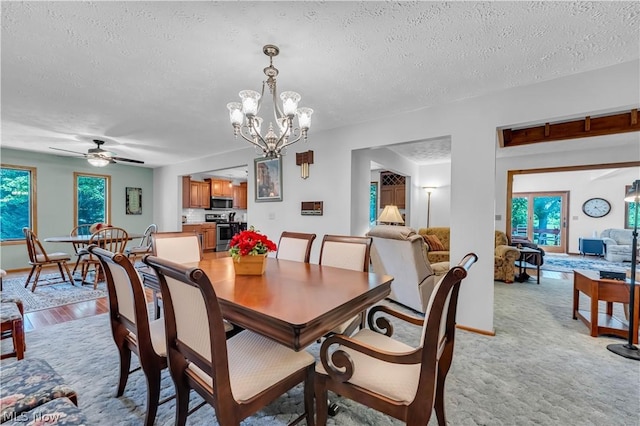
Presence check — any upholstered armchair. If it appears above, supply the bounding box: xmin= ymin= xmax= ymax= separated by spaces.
xmin=600 ymin=229 xmax=634 ymax=262
xmin=494 ymin=231 xmax=520 ymax=283
xmin=418 ymin=227 xmax=519 ymax=283
xmin=367 ymin=225 xmax=439 ymax=313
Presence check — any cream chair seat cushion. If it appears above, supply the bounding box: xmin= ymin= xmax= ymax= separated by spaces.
xmin=316 ymin=328 xmax=419 ymax=403
xmin=187 ymin=331 xmax=314 ymax=402
xmin=35 ymin=252 xmax=70 ymax=262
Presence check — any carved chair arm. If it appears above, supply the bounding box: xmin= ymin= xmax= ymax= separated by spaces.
xmin=319 ymin=333 xmax=422 ymax=382
xmin=366 ymin=305 xmax=423 ymax=337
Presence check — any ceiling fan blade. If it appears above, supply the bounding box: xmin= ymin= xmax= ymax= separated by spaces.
xmin=111 ymin=156 xmax=145 ymax=164
xmin=49 ymin=147 xmax=88 ymax=157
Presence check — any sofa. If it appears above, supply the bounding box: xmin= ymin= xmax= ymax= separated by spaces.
xmin=418 ymin=227 xmax=520 ymax=283
xmin=601 ymin=228 xmax=634 ymax=262
xmin=366 ymin=225 xmax=441 ymax=313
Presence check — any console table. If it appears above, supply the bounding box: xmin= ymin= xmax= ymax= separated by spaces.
xmin=578 ymin=238 xmax=605 ymax=257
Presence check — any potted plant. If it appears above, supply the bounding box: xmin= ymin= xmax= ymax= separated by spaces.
xmin=228 ymin=226 xmax=277 ymax=275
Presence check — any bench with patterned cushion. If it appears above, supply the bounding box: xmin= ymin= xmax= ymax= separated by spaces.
xmin=0 ymin=358 xmax=78 ymax=423
xmin=2 ymin=397 xmax=87 ymax=426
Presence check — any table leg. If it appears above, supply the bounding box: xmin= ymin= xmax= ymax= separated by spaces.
xmin=590 ymin=282 xmax=599 ymax=337
xmin=606 ymin=302 xmax=613 ymax=317
xmin=573 ymin=279 xmax=579 ymax=320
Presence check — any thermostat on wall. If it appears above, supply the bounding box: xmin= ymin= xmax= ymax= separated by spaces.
xmin=301 ymin=201 xmax=323 ymax=216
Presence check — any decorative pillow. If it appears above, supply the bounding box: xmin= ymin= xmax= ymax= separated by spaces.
xmin=423 ymin=234 xmax=446 ymax=251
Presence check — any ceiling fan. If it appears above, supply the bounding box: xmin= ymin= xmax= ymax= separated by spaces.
xmin=49 ymin=139 xmax=144 ymax=167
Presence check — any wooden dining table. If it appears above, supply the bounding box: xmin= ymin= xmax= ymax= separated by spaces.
xmin=140 ymin=257 xmax=394 ymax=351
xmin=44 ymin=233 xmax=144 ymax=244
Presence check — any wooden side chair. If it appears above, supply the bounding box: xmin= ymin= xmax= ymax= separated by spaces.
xmin=69 ymin=224 xmax=93 ymax=276
xmin=88 ymin=245 xmax=170 ymax=426
xmin=276 ymin=231 xmax=317 ymax=263
xmin=126 ymin=223 xmax=158 ymax=263
xmin=143 ymin=255 xmax=315 ymax=426
xmin=319 ymin=234 xmax=373 ymax=336
xmin=1 ymin=298 xmax=26 ymax=360
xmin=22 ymin=227 xmax=74 ymax=292
xmin=315 ymin=253 xmax=478 ymax=426
xmin=80 ymin=227 xmax=129 ymax=289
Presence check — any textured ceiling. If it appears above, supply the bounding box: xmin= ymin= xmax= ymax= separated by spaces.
xmin=1 ymin=1 xmax=639 ymax=167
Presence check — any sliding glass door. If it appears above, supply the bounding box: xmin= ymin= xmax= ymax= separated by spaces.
xmin=511 ymin=191 xmax=568 ymax=253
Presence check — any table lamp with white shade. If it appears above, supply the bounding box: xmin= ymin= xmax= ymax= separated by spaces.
xmin=606 ymin=179 xmax=639 ymax=361
xmin=378 ymin=205 xmax=404 ymax=225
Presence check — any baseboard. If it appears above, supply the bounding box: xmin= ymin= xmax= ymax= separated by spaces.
xmin=456 ymin=323 xmax=496 ymax=336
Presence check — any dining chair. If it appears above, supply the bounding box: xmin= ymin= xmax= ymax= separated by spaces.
xmin=88 ymin=245 xmax=170 ymax=426
xmin=319 ymin=234 xmax=372 ymax=336
xmin=142 ymin=255 xmax=316 ymax=426
xmin=1 ymin=298 xmax=25 ymax=360
xmin=69 ymin=224 xmax=93 ymax=276
xmin=22 ymin=227 xmax=74 ymax=292
xmin=126 ymin=223 xmax=158 ymax=263
xmin=80 ymin=227 xmax=129 ymax=289
xmin=315 ymin=253 xmax=478 ymax=426
xmin=276 ymin=231 xmax=317 ymax=263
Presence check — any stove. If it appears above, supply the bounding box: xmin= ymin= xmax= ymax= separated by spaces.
xmin=205 ymin=213 xmax=228 ymax=223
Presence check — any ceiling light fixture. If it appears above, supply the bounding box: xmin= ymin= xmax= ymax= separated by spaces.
xmin=87 ymin=156 xmax=110 ymax=167
xmin=227 ymin=44 xmax=313 ymax=159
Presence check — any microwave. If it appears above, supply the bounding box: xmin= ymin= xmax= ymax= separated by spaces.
xmin=208 ymin=197 xmax=233 ymax=210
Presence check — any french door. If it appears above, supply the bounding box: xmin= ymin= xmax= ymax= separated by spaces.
xmin=511 ymin=191 xmax=568 ymax=253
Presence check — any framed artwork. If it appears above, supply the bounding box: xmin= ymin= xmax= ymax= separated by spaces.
xmin=254 ymin=157 xmax=283 ymax=202
xmin=126 ymin=187 xmax=142 ymax=215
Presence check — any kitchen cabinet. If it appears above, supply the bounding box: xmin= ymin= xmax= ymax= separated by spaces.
xmin=379 ymin=172 xmax=406 ymax=209
xmin=181 ymin=223 xmax=216 ymax=251
xmin=182 ymin=177 xmax=210 ymax=209
xmin=209 ymin=179 xmax=233 ymax=197
xmin=233 ymin=182 xmax=248 ymax=209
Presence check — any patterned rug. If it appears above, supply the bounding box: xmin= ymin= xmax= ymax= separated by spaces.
xmin=540 ymin=255 xmax=632 ymax=273
xmin=1 ymin=273 xmax=106 ymax=312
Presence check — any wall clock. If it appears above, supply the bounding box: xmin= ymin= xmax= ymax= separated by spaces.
xmin=582 ymin=197 xmax=611 ymax=218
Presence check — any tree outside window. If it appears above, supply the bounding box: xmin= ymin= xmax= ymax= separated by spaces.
xmin=75 ymin=173 xmax=110 ymax=226
xmin=625 ymin=184 xmax=637 ymax=230
xmin=0 ymin=165 xmax=35 ymax=241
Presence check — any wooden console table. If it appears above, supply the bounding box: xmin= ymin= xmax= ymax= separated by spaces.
xmin=573 ymin=269 xmax=638 ymax=344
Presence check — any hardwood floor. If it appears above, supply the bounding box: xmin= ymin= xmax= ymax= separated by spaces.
xmin=7 ymin=252 xmax=572 ymax=333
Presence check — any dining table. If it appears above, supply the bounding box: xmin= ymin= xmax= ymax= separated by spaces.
xmin=44 ymin=233 xmax=145 ymax=244
xmin=140 ymin=256 xmax=394 ymax=351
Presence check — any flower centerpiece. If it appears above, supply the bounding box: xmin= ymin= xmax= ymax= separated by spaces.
xmin=228 ymin=226 xmax=277 ymax=275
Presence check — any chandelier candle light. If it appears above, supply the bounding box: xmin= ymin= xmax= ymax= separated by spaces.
xmin=227 ymin=45 xmax=313 ymax=159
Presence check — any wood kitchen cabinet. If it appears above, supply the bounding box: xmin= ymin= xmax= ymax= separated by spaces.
xmin=379 ymin=171 xmax=406 ymax=209
xmin=182 ymin=223 xmax=217 ymax=251
xmin=210 ymin=179 xmax=233 ymax=197
xmin=182 ymin=177 xmax=211 ymax=209
xmin=233 ymin=182 xmax=248 ymax=209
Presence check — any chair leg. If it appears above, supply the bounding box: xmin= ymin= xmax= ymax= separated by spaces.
xmin=314 ymin=375 xmax=328 ymax=426
xmin=116 ymin=345 xmax=132 ymax=397
xmin=174 ymin=380 xmax=190 ymax=426
xmin=24 ymin=266 xmax=36 ymax=288
xmin=62 ymin=261 xmax=74 ymax=284
xmin=31 ymin=266 xmax=43 ymax=292
xmin=304 ymin=366 xmax=315 ymax=426
xmin=13 ymin=318 xmax=25 ymax=360
xmin=56 ymin=262 xmax=66 ymax=281
xmin=93 ymin=264 xmax=101 ymax=289
xmin=144 ymin=369 xmax=161 ymax=426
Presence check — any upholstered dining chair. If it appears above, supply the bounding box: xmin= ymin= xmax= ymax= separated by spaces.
xmin=88 ymin=245 xmax=169 ymax=426
xmin=22 ymin=227 xmax=74 ymax=292
xmin=276 ymin=231 xmax=317 ymax=263
xmin=126 ymin=223 xmax=158 ymax=263
xmin=69 ymin=224 xmax=93 ymax=276
xmin=319 ymin=234 xmax=373 ymax=336
xmin=1 ymin=298 xmax=26 ymax=360
xmin=143 ymin=255 xmax=316 ymax=426
xmin=79 ymin=226 xmax=129 ymax=289
xmin=315 ymin=253 xmax=478 ymax=426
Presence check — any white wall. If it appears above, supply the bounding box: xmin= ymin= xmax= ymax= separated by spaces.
xmin=153 ymin=60 xmax=640 ymax=334
xmin=511 ymin=166 xmax=639 ymax=253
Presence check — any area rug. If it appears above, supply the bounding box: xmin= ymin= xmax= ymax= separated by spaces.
xmin=1 ymin=273 xmax=106 ymax=312
xmin=1 ymin=278 xmax=637 ymax=425
xmin=540 ymin=254 xmax=631 ymax=273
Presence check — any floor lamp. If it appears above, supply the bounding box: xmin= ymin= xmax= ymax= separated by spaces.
xmin=423 ymin=187 xmax=436 ymax=228
xmin=607 ymin=179 xmax=640 ymax=361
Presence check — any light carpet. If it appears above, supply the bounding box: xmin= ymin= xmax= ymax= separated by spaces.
xmin=1 ymin=278 xmax=639 ymax=425
xmin=1 ymin=273 xmax=106 ymax=312
xmin=540 ymin=255 xmax=631 ymax=273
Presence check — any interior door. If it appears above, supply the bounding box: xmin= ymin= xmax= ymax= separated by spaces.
xmin=511 ymin=191 xmax=568 ymax=253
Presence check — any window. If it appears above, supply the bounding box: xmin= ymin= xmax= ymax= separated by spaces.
xmin=1 ymin=165 xmax=36 ymax=242
xmin=370 ymin=182 xmax=378 ymax=226
xmin=74 ymin=172 xmax=111 ymax=226
xmin=625 ymin=184 xmax=637 ymax=230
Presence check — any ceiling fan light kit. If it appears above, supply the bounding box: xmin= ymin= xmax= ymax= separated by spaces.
xmin=49 ymin=139 xmax=144 ymax=167
xmin=227 ymin=44 xmax=313 ymax=159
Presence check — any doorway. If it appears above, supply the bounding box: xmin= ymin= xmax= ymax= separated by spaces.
xmin=511 ymin=191 xmax=568 ymax=253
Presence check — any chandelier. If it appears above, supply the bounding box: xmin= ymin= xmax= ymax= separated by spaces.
xmin=227 ymin=44 xmax=313 ymax=158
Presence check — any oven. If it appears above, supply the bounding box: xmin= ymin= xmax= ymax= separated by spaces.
xmin=216 ymin=223 xmax=232 ymax=251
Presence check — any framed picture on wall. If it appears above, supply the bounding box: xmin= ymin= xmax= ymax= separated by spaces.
xmin=126 ymin=187 xmax=142 ymax=215
xmin=254 ymin=157 xmax=283 ymax=202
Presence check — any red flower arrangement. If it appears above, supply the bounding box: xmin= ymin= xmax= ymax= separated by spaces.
xmin=228 ymin=226 xmax=277 ymax=261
